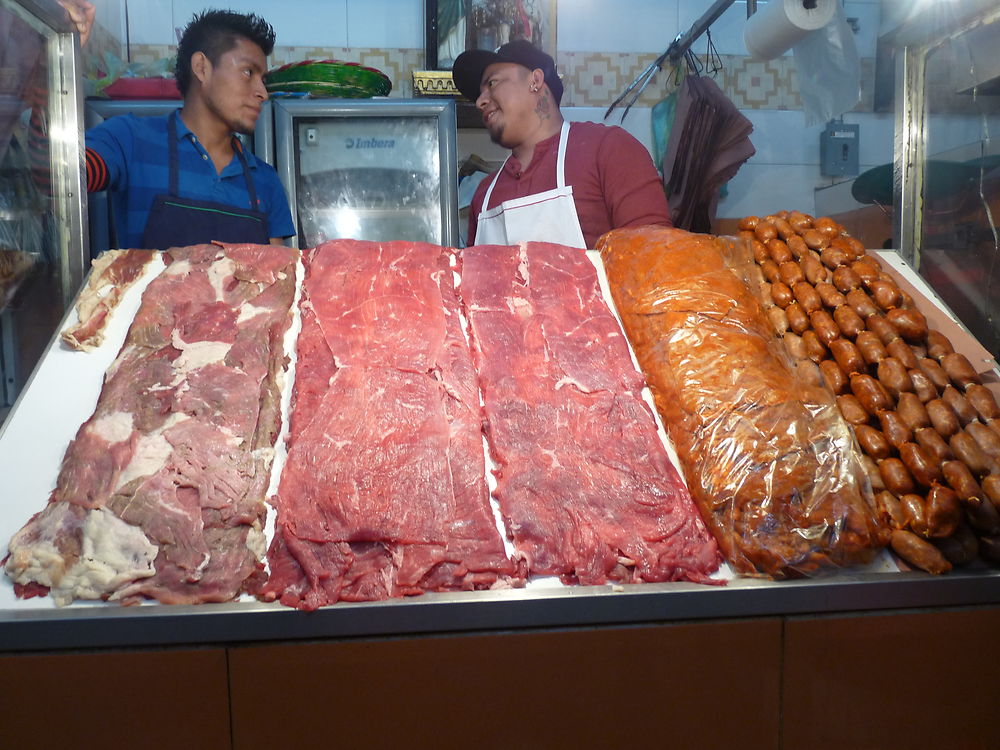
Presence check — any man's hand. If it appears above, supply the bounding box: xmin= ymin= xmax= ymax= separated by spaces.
xmin=56 ymin=0 xmax=95 ymax=48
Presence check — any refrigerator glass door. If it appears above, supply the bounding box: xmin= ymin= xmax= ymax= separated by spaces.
xmin=275 ymin=99 xmax=459 ymax=249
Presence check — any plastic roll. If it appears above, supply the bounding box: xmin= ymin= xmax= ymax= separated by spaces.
xmin=743 ymin=0 xmax=836 ymax=61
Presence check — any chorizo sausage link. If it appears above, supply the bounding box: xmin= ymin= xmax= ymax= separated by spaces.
xmin=833 ymin=304 xmax=865 ymax=339
xmin=966 ymin=384 xmax=1000 ymax=420
xmin=837 ymin=394 xmax=871 ymax=425
xmin=851 ymin=373 xmax=893 ymax=415
xmin=887 ymin=307 xmax=929 ymax=343
xmin=855 ymin=330 xmax=888 ymax=365
xmin=884 ymin=338 xmax=918 ymax=370
xmin=925 ymin=330 xmax=954 ymax=360
xmin=924 ymin=484 xmax=962 ymax=539
xmin=940 ymin=352 xmax=981 ymax=389
xmin=914 ymin=427 xmax=954 ymax=463
xmin=890 ymin=529 xmax=952 ymax=574
xmin=898 ymin=441 xmax=942 ymax=487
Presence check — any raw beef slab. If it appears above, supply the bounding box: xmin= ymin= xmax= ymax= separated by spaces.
xmin=4 ymin=243 xmax=297 ymax=605
xmin=460 ymin=242 xmax=721 ymax=585
xmin=263 ymin=240 xmax=518 ymax=610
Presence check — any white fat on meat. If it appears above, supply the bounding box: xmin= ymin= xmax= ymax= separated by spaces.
xmin=505 ymin=295 xmax=532 ymax=319
xmin=114 ymin=433 xmax=172 ymax=492
xmin=516 ymin=244 xmax=531 ymax=286
xmin=113 ymin=412 xmax=191 ymax=491
xmin=162 ymin=258 xmax=193 ymax=277
xmin=553 ymin=376 xmax=594 ymax=394
xmin=236 ymin=302 xmax=270 ymax=324
xmin=245 ymin=522 xmax=266 ymax=559
xmin=89 ymin=411 xmax=134 ymax=444
xmin=170 ymin=329 xmax=232 ymax=373
xmin=5 ymin=504 xmax=156 ymax=607
xmin=206 ymin=257 xmax=236 ymax=301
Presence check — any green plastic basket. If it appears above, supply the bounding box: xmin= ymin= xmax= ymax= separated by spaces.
xmin=264 ymin=59 xmax=392 ymax=98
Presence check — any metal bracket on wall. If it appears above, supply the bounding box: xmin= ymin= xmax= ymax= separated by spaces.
xmin=604 ymin=0 xmax=736 ymax=121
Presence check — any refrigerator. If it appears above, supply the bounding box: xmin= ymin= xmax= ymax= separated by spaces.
xmin=273 ymin=98 xmax=460 ymax=249
xmin=84 ymin=99 xmax=274 ymax=258
xmin=0 ymin=0 xmax=87 ymax=411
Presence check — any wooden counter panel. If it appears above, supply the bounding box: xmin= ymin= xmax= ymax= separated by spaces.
xmin=229 ymin=618 xmax=781 ymax=750
xmin=783 ymin=606 xmax=1000 ymax=750
xmin=0 ymin=647 xmax=231 ymax=750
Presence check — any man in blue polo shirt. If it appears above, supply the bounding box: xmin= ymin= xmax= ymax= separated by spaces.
xmin=64 ymin=3 xmax=294 ymax=250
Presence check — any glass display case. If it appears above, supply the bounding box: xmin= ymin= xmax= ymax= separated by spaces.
xmin=83 ymin=99 xmax=274 ymax=257
xmin=889 ymin=0 xmax=1000 ymax=357
xmin=0 ymin=0 xmax=87 ymax=411
xmin=273 ymin=98 xmax=459 ymax=249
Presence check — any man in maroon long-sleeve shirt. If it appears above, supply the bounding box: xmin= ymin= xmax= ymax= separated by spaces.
xmin=453 ymin=40 xmax=671 ymax=249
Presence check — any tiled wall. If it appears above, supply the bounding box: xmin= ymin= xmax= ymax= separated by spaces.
xmin=90 ymin=0 xmax=901 ymax=219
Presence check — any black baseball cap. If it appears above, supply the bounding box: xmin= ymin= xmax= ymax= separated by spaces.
xmin=452 ymin=39 xmax=563 ymax=105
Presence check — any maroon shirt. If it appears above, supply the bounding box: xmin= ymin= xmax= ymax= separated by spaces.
xmin=468 ymin=121 xmax=671 ymax=248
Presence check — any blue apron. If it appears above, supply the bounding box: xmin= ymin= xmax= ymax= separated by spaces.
xmin=142 ymin=111 xmax=270 ymax=250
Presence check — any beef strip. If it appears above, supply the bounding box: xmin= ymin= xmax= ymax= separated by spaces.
xmin=262 ymin=240 xmax=519 ymax=611
xmin=460 ymin=242 xmax=721 ymax=585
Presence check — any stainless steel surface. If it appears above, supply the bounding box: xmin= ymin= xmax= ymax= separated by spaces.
xmin=50 ymin=15 xmax=88 ymax=300
xmin=2 ymin=569 xmax=999 ymax=652
xmin=274 ymin=98 xmax=460 ymax=249
xmin=893 ymin=42 xmax=924 ymax=267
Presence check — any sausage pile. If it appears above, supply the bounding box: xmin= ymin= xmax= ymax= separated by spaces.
xmin=737 ymin=211 xmax=1000 ymax=573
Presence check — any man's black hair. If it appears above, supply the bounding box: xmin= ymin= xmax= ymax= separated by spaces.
xmin=175 ymin=9 xmax=276 ymax=97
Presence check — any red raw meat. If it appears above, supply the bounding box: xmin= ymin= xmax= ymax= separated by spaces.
xmin=4 ymin=243 xmax=296 ymax=605
xmin=263 ymin=240 xmax=519 ymax=610
xmin=460 ymin=242 xmax=721 ymax=585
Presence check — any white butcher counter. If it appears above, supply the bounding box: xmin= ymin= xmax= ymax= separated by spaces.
xmin=1 ymin=249 xmax=999 ymax=750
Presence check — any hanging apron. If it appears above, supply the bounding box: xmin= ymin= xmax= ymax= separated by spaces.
xmin=142 ymin=111 xmax=270 ymax=250
xmin=476 ymin=121 xmax=587 ymax=249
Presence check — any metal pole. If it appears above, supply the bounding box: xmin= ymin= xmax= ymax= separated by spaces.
xmin=668 ymin=0 xmax=737 ymax=64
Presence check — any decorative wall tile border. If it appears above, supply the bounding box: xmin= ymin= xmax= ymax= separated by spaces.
xmin=116 ymin=45 xmax=874 ymax=115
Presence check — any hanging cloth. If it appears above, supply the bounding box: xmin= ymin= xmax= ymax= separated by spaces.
xmin=662 ymin=75 xmax=756 ymax=233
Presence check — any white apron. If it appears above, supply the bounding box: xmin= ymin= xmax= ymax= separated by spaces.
xmin=475 ymin=121 xmax=587 ymax=249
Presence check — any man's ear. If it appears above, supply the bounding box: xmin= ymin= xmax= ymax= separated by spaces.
xmin=529 ymin=68 xmax=545 ymax=92
xmin=190 ymin=50 xmax=212 ymax=85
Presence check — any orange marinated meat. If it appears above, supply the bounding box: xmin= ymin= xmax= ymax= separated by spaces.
xmin=599 ymin=226 xmax=886 ymax=577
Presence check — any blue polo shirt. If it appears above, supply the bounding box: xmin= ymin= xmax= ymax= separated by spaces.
xmin=86 ymin=111 xmax=295 ymax=248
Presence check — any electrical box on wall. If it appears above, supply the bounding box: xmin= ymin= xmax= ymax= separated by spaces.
xmin=820 ymin=122 xmax=860 ymax=177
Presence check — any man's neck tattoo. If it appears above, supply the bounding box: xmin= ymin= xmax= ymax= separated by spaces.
xmin=534 ymin=93 xmax=552 ymax=120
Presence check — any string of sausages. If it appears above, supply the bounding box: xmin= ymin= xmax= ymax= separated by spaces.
xmin=737 ymin=211 xmax=1000 ymax=574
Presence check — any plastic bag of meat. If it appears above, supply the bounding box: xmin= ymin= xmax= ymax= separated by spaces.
xmin=598 ymin=226 xmax=888 ymax=577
